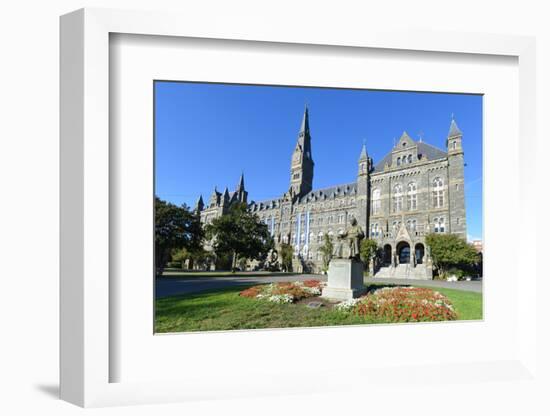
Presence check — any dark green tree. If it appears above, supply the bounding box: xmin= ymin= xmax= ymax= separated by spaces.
xmin=319 ymin=233 xmax=334 ymax=273
xmin=279 ymin=243 xmax=294 ymax=272
xmin=204 ymin=202 xmax=273 ymax=271
xmin=425 ymin=233 xmax=479 ymax=278
xmin=360 ymin=238 xmax=379 ymax=275
xmin=155 ymin=197 xmax=203 ymax=274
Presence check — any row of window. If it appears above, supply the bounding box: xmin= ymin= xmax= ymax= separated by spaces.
xmin=371 ymin=177 xmax=445 ymax=214
xmin=370 ymin=217 xmax=446 ymax=237
xmin=396 ymin=154 xmax=413 ymax=166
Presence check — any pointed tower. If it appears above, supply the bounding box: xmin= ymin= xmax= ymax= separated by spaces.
xmin=289 ymin=106 xmax=314 ymax=197
xmin=235 ymin=172 xmax=248 ymax=203
xmin=446 ymin=116 xmax=466 ymax=238
xmin=357 ymin=142 xmax=371 ymax=233
xmin=447 ymin=117 xmax=463 ymax=153
xmin=222 ymin=187 xmax=230 ymax=205
xmin=195 ymin=194 xmax=204 ymax=212
xmin=208 ymin=186 xmax=220 ymax=207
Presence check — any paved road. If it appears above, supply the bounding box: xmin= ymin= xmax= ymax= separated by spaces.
xmin=155 ymin=272 xmax=482 ymax=298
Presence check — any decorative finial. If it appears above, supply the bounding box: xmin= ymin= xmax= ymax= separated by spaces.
xmin=451 ymin=112 xmax=454 ymax=120
xmin=418 ymin=130 xmax=424 ymax=142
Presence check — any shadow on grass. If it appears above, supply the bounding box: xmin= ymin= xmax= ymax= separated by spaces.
xmin=363 ymin=283 xmax=411 ymax=294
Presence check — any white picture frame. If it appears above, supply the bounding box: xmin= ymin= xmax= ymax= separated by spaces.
xmin=60 ymin=8 xmax=538 ymax=408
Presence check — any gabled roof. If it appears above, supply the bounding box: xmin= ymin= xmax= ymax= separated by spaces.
xmin=372 ymin=141 xmax=447 ymax=173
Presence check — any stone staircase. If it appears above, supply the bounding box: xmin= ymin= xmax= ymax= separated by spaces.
xmin=373 ymin=264 xmax=432 ymax=280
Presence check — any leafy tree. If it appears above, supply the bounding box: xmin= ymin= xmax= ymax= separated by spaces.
xmin=279 ymin=243 xmax=294 ymax=272
xmin=155 ymin=197 xmax=203 ymax=274
xmin=425 ymin=233 xmax=479 ymax=278
xmin=360 ymin=238 xmax=379 ymax=274
xmin=171 ymin=246 xmax=210 ymax=270
xmin=319 ymin=233 xmax=334 ymax=273
xmin=204 ymin=202 xmax=273 ymax=271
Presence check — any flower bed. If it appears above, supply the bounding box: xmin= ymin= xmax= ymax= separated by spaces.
xmin=239 ymin=280 xmax=325 ymax=303
xmin=336 ymin=287 xmax=457 ymax=322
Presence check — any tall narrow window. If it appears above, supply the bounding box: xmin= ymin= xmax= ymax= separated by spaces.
xmin=371 ymin=223 xmax=380 ymax=237
xmin=407 ymin=182 xmax=417 ymax=210
xmin=371 ymin=188 xmax=381 ymax=214
xmin=432 ymin=177 xmax=444 ymax=208
xmin=397 ymin=157 xmax=401 ymax=166
xmin=393 ymin=184 xmax=403 ymax=212
xmin=434 ymin=217 xmax=445 ymax=233
xmin=408 ymin=154 xmax=412 ymax=163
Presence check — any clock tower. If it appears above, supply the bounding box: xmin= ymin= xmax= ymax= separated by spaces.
xmin=289 ymin=107 xmax=314 ymax=197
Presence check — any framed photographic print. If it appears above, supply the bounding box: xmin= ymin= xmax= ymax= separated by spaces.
xmin=60 ymin=8 xmax=538 ymax=408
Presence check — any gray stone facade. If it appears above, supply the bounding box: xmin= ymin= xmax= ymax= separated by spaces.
xmin=196 ymin=108 xmax=467 ymax=278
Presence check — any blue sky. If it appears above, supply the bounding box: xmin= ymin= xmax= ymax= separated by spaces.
xmin=155 ymin=82 xmax=483 ymax=241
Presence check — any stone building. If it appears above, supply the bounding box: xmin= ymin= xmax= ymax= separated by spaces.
xmin=196 ymin=107 xmax=467 ymax=279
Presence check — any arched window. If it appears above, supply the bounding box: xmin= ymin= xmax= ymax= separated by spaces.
xmin=397 ymin=157 xmax=401 ymax=166
xmin=407 ymin=182 xmax=417 ymax=210
xmin=371 ymin=188 xmax=381 ymax=214
xmin=432 ymin=177 xmax=444 ymax=208
xmin=317 ymin=232 xmax=323 ymax=243
xmin=393 ymin=184 xmax=403 ymax=212
xmin=371 ymin=223 xmax=380 ymax=237
xmin=452 ymin=141 xmax=457 ymax=150
xmin=408 ymin=154 xmax=412 ymax=163
xmin=406 ymin=219 xmax=417 ymax=231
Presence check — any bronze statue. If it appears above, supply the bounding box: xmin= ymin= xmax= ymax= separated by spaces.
xmin=334 ymin=218 xmax=365 ymax=260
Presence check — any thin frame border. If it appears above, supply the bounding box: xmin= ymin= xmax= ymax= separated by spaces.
xmin=60 ymin=7 xmax=537 ymax=407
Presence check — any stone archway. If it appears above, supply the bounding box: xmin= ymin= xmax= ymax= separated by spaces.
xmin=396 ymin=241 xmax=411 ymax=264
xmin=415 ymin=243 xmax=425 ymax=265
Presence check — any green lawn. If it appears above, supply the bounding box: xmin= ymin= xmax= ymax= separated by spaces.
xmin=155 ymin=284 xmax=482 ymax=333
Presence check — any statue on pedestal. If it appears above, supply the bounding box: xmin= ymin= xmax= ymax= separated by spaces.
xmin=333 ymin=218 xmax=365 ymax=261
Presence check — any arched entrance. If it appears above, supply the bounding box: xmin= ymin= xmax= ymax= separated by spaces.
xmin=415 ymin=243 xmax=425 ymax=265
xmin=383 ymin=244 xmax=392 ymax=266
xmin=396 ymin=241 xmax=411 ymax=264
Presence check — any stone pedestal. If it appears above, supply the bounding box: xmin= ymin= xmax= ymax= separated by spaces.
xmin=321 ymin=259 xmax=365 ymax=301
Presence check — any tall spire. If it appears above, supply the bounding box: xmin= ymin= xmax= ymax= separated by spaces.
xmin=299 ymin=105 xmax=310 ymax=137
xmin=237 ymin=172 xmax=245 ymax=190
xmin=289 ymin=106 xmax=314 ymax=197
xmin=448 ymin=116 xmax=462 ymax=137
xmin=359 ymin=140 xmax=368 ymax=160
xmin=195 ymin=194 xmax=204 ymax=211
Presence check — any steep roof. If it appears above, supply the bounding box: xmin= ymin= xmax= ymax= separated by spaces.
xmin=372 ymin=141 xmax=447 ymax=173
xmin=299 ymin=182 xmax=357 ymax=203
xmin=448 ymin=118 xmax=462 ymax=137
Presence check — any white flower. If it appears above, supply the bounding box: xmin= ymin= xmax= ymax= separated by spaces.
xmin=335 ymin=298 xmax=360 ymax=312
xmin=303 ymin=286 xmax=321 ymax=295
xmin=268 ymin=294 xmax=294 ymax=304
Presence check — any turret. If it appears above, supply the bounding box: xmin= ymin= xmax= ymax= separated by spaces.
xmin=446 ymin=116 xmax=466 ymax=238
xmin=447 ymin=116 xmax=463 ymax=154
xmin=195 ymin=194 xmax=204 ymax=212
xmin=356 ymin=142 xmax=371 ymax=233
xmin=235 ymin=172 xmax=248 ymax=203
